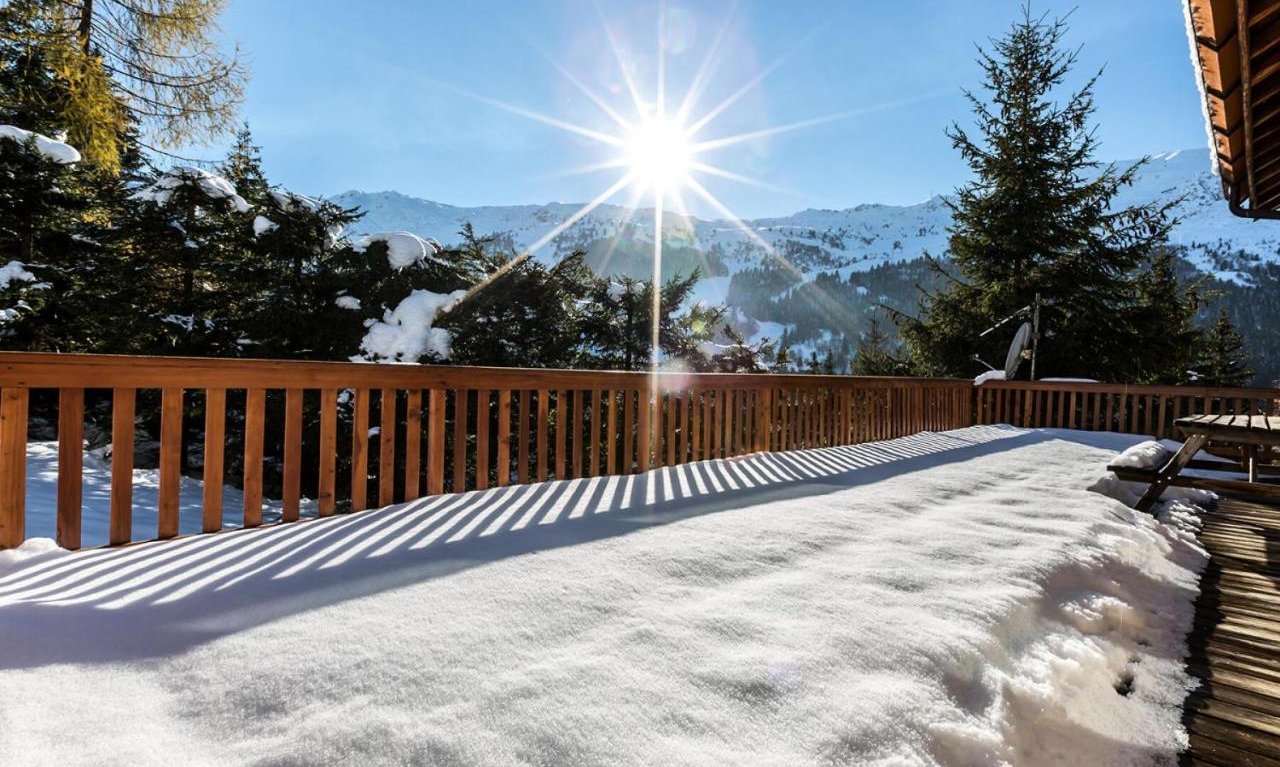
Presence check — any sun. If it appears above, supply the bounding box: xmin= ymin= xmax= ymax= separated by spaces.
xmin=624 ymin=113 xmax=694 ymax=193
xmin=455 ymin=6 xmax=856 ymax=370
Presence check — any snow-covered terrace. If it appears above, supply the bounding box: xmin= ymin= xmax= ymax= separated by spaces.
xmin=3 ymin=352 xmax=1276 ymax=764
xmin=0 ymin=425 xmax=1207 ymax=766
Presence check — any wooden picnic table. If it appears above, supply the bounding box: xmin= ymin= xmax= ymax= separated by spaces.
xmin=1112 ymin=414 xmax=1280 ymax=513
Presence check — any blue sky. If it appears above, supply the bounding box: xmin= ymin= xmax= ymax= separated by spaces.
xmin=215 ymin=0 xmax=1206 ymax=219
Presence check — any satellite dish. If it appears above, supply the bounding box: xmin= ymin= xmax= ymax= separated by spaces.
xmin=1004 ymin=321 xmax=1032 ymax=379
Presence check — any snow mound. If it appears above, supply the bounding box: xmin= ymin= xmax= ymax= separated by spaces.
xmin=357 ymin=288 xmax=466 ymax=362
xmin=1110 ymin=439 xmax=1177 ymax=469
xmin=974 ymin=370 xmax=1006 ymax=385
xmin=355 ymin=231 xmax=443 ymax=269
xmin=132 ymin=166 xmax=251 ymax=213
xmin=0 ymin=125 xmax=80 ymax=164
xmin=0 ymin=537 xmax=69 ymax=576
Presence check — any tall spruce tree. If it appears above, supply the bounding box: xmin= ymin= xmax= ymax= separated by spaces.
xmin=851 ymin=317 xmax=906 ymax=376
xmin=706 ymin=325 xmax=776 ymax=373
xmin=579 ymin=270 xmax=723 ymax=371
xmin=1192 ymin=309 xmax=1252 ymax=387
xmin=445 ymin=229 xmax=600 ymax=368
xmin=898 ymin=8 xmax=1185 ymax=383
xmin=120 ymin=165 xmax=257 ymax=355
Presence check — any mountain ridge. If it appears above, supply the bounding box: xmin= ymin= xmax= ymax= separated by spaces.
xmin=331 ymin=148 xmax=1280 ymax=378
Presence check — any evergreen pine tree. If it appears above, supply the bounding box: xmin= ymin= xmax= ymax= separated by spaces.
xmin=1131 ymin=252 xmax=1204 ymax=383
xmin=119 ymin=164 xmax=257 ymax=355
xmin=1192 ymin=309 xmax=1252 ymax=387
xmin=220 ymin=124 xmax=269 ymax=205
xmin=707 ymin=325 xmax=776 ymax=373
xmin=578 ymin=270 xmax=723 ymax=371
xmin=447 ymin=242 xmax=599 ymax=369
xmin=898 ymin=7 xmax=1181 ymax=382
xmin=852 ymin=317 xmax=905 ymax=376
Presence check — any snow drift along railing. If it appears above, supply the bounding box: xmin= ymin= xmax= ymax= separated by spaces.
xmin=0 ymin=352 xmax=974 ymax=550
xmin=976 ymin=379 xmax=1280 ymax=437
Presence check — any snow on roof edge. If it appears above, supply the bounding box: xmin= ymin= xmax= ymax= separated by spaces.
xmin=1183 ymin=0 xmax=1221 ymax=177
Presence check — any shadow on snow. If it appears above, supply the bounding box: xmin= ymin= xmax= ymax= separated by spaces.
xmin=0 ymin=425 xmax=1071 ymax=669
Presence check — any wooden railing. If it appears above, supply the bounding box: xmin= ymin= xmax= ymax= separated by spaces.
xmin=0 ymin=352 xmax=974 ymax=550
xmin=976 ymin=379 xmax=1280 ymax=437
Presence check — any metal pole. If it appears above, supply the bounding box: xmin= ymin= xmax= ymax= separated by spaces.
xmin=1030 ymin=292 xmax=1041 ymax=382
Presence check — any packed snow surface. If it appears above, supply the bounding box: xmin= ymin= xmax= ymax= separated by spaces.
xmin=0 ymin=427 xmax=1205 ymax=766
xmin=0 ymin=125 xmax=80 ymax=164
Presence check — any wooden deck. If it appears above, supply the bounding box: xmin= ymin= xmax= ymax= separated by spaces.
xmin=1183 ymin=494 xmax=1280 ymax=766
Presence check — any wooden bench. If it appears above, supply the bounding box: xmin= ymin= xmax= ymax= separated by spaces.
xmin=1108 ymin=415 xmax=1280 ymax=513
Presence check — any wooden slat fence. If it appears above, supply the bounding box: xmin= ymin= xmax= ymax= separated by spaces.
xmin=977 ymin=380 xmax=1280 ymax=437
xmin=0 ymin=352 xmax=973 ymax=550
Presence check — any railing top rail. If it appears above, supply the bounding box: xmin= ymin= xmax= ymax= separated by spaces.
xmin=979 ymin=378 xmax=1280 ymax=400
xmin=0 ymin=351 xmax=973 ymax=391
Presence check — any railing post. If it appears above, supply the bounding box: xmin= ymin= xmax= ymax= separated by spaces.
xmin=0 ymin=386 xmax=28 ymax=549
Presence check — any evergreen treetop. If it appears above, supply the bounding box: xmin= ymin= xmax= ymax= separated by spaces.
xmin=898 ymin=7 xmax=1187 ymax=383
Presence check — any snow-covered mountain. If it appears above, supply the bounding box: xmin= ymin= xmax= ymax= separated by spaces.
xmin=336 ymin=148 xmax=1278 ymax=287
xmin=332 ymin=148 xmax=1280 ymax=375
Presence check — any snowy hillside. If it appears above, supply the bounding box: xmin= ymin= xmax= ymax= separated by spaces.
xmin=334 ymin=149 xmax=1280 ymax=375
xmin=336 ymin=149 xmax=1278 ymax=290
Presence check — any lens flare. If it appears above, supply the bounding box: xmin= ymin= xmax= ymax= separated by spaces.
xmin=624 ymin=114 xmax=694 ymax=193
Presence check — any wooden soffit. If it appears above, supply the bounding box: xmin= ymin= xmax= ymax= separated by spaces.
xmin=1187 ymin=0 xmax=1280 ymax=218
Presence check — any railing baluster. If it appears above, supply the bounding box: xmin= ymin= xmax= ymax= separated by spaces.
xmin=476 ymin=390 xmax=491 ymax=491
xmin=497 ymin=389 xmax=511 ymax=487
xmin=556 ymin=389 xmax=568 ymax=480
xmin=351 ymin=387 xmax=369 ymax=510
xmin=453 ymin=389 xmax=468 ymax=493
xmin=536 ymin=389 xmax=549 ymax=482
xmin=158 ymin=387 xmax=183 ymax=539
xmin=284 ymin=388 xmax=303 ymax=522
xmin=204 ymin=388 xmax=227 ymax=529
xmin=109 ymin=387 xmax=135 ymax=545
xmin=243 ymin=388 xmax=265 ymax=527
xmin=56 ymin=387 xmax=84 ymax=550
xmin=379 ymin=388 xmax=396 ymax=506
xmin=590 ymin=389 xmax=602 ymax=477
xmin=572 ymin=389 xmax=584 ymax=478
xmin=427 ymin=389 xmax=445 ymax=495
xmin=622 ymin=389 xmax=634 ymax=472
xmin=605 ymin=388 xmax=618 ymax=474
xmin=638 ymin=384 xmax=652 ymax=473
xmin=404 ymin=389 xmax=422 ymax=501
xmin=318 ymin=388 xmax=336 ymax=516
xmin=518 ymin=390 xmax=530 ymax=485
